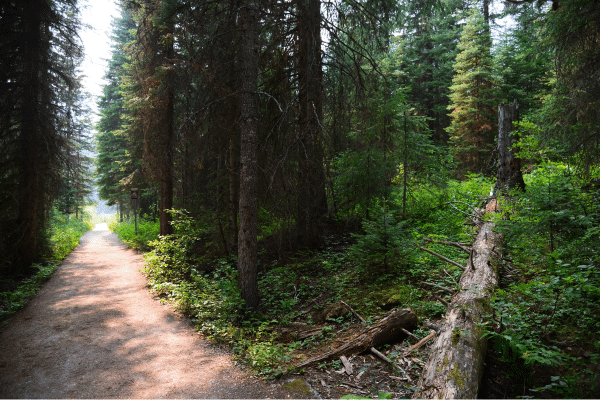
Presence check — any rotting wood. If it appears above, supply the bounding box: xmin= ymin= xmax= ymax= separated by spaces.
xmin=418 ymin=247 xmax=465 ymax=270
xmin=413 ymin=198 xmax=502 ymax=399
xmin=340 ymin=355 xmax=353 ymax=375
xmin=496 ymin=100 xmax=525 ymax=193
xmin=422 ymin=320 xmax=441 ymax=332
xmin=403 ymin=331 xmax=435 ymax=356
xmin=421 ymin=281 xmax=455 ymax=294
xmin=295 ymin=308 xmax=418 ymax=369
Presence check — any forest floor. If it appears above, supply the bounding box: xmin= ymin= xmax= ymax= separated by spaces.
xmin=0 ymin=224 xmax=299 ymax=399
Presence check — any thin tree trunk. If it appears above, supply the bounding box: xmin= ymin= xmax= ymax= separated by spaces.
xmin=229 ymin=138 xmax=238 ymax=249
xmin=158 ymin=19 xmax=174 ymax=237
xmin=296 ymin=0 xmax=326 ymax=247
xmin=237 ymin=0 xmax=260 ymax=311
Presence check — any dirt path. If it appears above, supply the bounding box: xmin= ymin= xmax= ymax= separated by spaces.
xmin=0 ymin=224 xmax=297 ymax=398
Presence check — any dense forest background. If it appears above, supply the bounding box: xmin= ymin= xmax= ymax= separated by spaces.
xmin=1 ymin=0 xmax=599 ymax=397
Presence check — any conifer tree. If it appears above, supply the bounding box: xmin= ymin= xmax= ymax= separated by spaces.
xmin=446 ymin=7 xmax=497 ymax=174
xmin=401 ymin=1 xmax=463 ymax=142
xmin=96 ymin=6 xmax=137 ymax=220
xmin=0 ymin=0 xmax=83 ymax=274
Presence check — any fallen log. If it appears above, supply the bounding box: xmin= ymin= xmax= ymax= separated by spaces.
xmin=295 ymin=308 xmax=418 ymax=369
xmin=413 ymin=199 xmax=502 ymax=399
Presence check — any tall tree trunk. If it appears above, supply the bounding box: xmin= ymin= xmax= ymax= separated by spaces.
xmin=229 ymin=138 xmax=239 ymax=249
xmin=296 ymin=0 xmax=326 ymax=247
xmin=237 ymin=0 xmax=260 ymax=311
xmin=496 ymin=99 xmax=525 ymax=193
xmin=16 ymin=1 xmax=45 ymax=272
xmin=158 ymin=20 xmax=175 ymax=237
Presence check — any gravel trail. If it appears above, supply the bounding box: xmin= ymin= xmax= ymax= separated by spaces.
xmin=0 ymin=224 xmax=296 ymax=398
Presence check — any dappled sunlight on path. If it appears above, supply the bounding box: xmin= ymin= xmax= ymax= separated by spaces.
xmin=0 ymin=226 xmax=297 ymax=398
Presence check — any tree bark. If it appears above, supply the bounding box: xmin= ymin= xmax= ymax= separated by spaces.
xmin=237 ymin=0 xmax=260 ymax=311
xmin=296 ymin=0 xmax=327 ymax=248
xmin=295 ymin=308 xmax=418 ymax=368
xmin=413 ymin=199 xmax=501 ymax=399
xmin=496 ymin=99 xmax=525 ymax=193
xmin=16 ymin=1 xmax=45 ymax=272
xmin=158 ymin=16 xmax=175 ymax=237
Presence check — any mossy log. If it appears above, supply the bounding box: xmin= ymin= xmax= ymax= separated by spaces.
xmin=295 ymin=308 xmax=418 ymax=369
xmin=413 ymin=199 xmax=502 ymax=399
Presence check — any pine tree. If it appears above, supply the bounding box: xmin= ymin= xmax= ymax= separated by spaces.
xmin=541 ymin=0 xmax=600 ymax=173
xmin=0 ymin=0 xmax=83 ymax=274
xmin=446 ymin=7 xmax=497 ymax=174
xmin=96 ymin=5 xmax=137 ymax=220
xmin=495 ymin=3 xmax=551 ymax=118
xmin=125 ymin=0 xmax=176 ymax=235
xmin=401 ymin=1 xmax=463 ymax=142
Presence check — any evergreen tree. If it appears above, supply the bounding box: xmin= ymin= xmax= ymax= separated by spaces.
xmin=96 ymin=5 xmax=137 ymax=220
xmin=400 ymin=0 xmax=463 ymax=142
xmin=494 ymin=3 xmax=551 ymax=118
xmin=540 ymin=0 xmax=600 ymax=173
xmin=0 ymin=0 xmax=83 ymax=275
xmin=446 ymin=7 xmax=497 ymax=174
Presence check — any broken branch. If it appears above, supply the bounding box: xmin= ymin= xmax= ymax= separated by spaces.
xmin=401 ymin=328 xmax=420 ymax=340
xmin=340 ymin=355 xmax=353 ymax=375
xmin=421 ymin=281 xmax=455 ymax=294
xmin=404 ymin=331 xmax=435 ymax=356
xmin=370 ymin=347 xmax=393 ymax=364
xmin=341 ymin=300 xmax=366 ymax=324
xmin=423 ymin=238 xmax=471 ymax=254
xmin=418 ymin=247 xmax=465 ymax=270
xmin=435 ymin=296 xmax=449 ymax=308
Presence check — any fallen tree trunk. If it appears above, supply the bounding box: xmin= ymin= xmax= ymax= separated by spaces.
xmin=413 ymin=199 xmax=502 ymax=399
xmin=295 ymin=308 xmax=418 ymax=368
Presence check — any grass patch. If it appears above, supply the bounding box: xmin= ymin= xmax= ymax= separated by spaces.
xmin=110 ymin=218 xmax=159 ymax=251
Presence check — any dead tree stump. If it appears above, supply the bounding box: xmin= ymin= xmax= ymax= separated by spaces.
xmin=496 ymin=99 xmax=525 ymax=193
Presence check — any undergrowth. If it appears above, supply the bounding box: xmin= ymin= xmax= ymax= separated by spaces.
xmin=482 ymin=162 xmax=600 ymax=397
xmin=110 ymin=217 xmax=159 ymax=251
xmin=1 ymin=207 xmax=93 ymax=322
xmin=111 ymin=170 xmax=600 ymax=397
xmin=132 ymin=177 xmax=491 ymax=376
